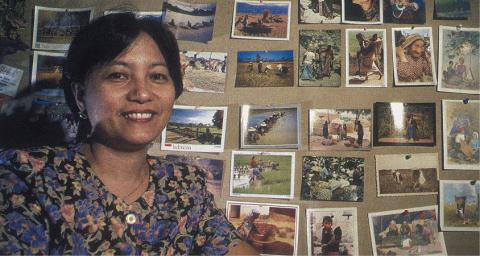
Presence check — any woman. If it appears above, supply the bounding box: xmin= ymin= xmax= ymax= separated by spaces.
xmin=0 ymin=13 xmax=255 ymax=255
xmin=395 ymin=33 xmax=433 ymax=82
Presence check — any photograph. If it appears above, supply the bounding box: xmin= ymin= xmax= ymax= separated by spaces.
xmin=299 ymin=0 xmax=342 ymax=23
xmin=437 ymin=26 xmax=480 ymax=94
xmin=180 ymin=51 xmax=227 ymax=93
xmin=240 ymin=104 xmax=300 ymax=149
xmin=376 ymin=153 xmax=439 ymax=197
xmin=33 ymin=6 xmax=93 ymax=50
xmin=232 ymin=0 xmax=291 ymax=40
xmin=235 ymin=50 xmax=294 ymax=88
xmin=306 ymin=208 xmax=358 ymax=256
xmin=309 ymin=109 xmax=371 ymax=150
xmin=442 ymin=99 xmax=480 ymax=170
xmin=368 ymin=206 xmax=447 ymax=256
xmin=230 ymin=151 xmax=295 ymax=199
xmin=299 ymin=30 xmax=341 ymax=87
xmin=392 ymin=27 xmax=436 ymax=86
xmin=104 ymin=11 xmax=164 ymax=23
xmin=373 ymin=102 xmax=436 ymax=146
xmin=440 ymin=180 xmax=480 ymax=231
xmin=31 ymin=51 xmax=66 ymax=86
xmin=301 ymin=156 xmax=364 ymax=202
xmin=346 ymin=29 xmax=387 ymax=87
xmin=164 ymin=155 xmax=224 ymax=207
xmin=163 ymin=0 xmax=216 ymax=43
xmin=383 ymin=0 xmax=426 ymax=24
xmin=434 ymin=0 xmax=470 ymax=19
xmin=342 ymin=0 xmax=382 ymax=24
xmin=161 ymin=105 xmax=227 ymax=153
xmin=226 ymin=201 xmax=299 ymax=255
xmin=0 ymin=64 xmax=24 ymax=98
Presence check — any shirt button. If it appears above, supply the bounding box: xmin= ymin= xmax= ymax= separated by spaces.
xmin=126 ymin=213 xmax=136 ymax=224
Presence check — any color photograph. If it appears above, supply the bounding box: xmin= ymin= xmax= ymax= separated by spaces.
xmin=442 ymin=99 xmax=480 ymax=170
xmin=226 ymin=201 xmax=299 ymax=255
xmin=235 ymin=50 xmax=294 ymax=87
xmin=369 ymin=206 xmax=447 ymax=256
xmin=301 ymin=156 xmax=364 ymax=202
xmin=383 ymin=0 xmax=426 ymax=24
xmin=434 ymin=0 xmax=470 ymax=19
xmin=342 ymin=0 xmax=382 ymax=24
xmin=241 ymin=104 xmax=300 ymax=149
xmin=437 ymin=26 xmax=480 ymax=94
xmin=309 ymin=109 xmax=371 ymax=150
xmin=306 ymin=208 xmax=358 ymax=256
xmin=180 ymin=51 xmax=227 ymax=93
xmin=33 ymin=6 xmax=93 ymax=50
xmin=376 ymin=153 xmax=439 ymax=197
xmin=232 ymin=0 xmax=291 ymax=40
xmin=392 ymin=27 xmax=436 ymax=86
xmin=299 ymin=30 xmax=341 ymax=87
xmin=230 ymin=151 xmax=295 ymax=199
xmin=373 ymin=102 xmax=435 ymax=146
xmin=104 ymin=11 xmax=164 ymax=23
xmin=440 ymin=180 xmax=480 ymax=231
xmin=31 ymin=51 xmax=66 ymax=86
xmin=161 ymin=105 xmax=227 ymax=153
xmin=299 ymin=0 xmax=341 ymax=23
xmin=163 ymin=0 xmax=216 ymax=43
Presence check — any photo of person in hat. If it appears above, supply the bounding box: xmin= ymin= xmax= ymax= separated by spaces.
xmin=395 ymin=32 xmax=434 ymax=84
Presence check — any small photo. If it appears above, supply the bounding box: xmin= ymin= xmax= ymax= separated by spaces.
xmin=0 ymin=64 xmax=24 ymax=97
xmin=373 ymin=102 xmax=436 ymax=146
xmin=306 ymin=208 xmax=359 ymax=256
xmin=104 ymin=11 xmax=164 ymax=23
xmin=164 ymin=155 xmax=224 ymax=206
xmin=342 ymin=0 xmax=382 ymax=24
xmin=240 ymin=104 xmax=300 ymax=149
xmin=442 ymin=99 xmax=480 ymax=170
xmin=232 ymin=0 xmax=291 ymax=41
xmin=230 ymin=151 xmax=295 ymax=199
xmin=180 ymin=51 xmax=227 ymax=93
xmin=235 ymin=50 xmax=294 ymax=88
xmin=368 ymin=206 xmax=447 ymax=256
xmin=299 ymin=30 xmax=341 ymax=87
xmin=440 ymin=180 xmax=480 ymax=231
xmin=376 ymin=153 xmax=439 ymax=197
xmin=434 ymin=0 xmax=470 ymax=19
xmin=31 ymin=51 xmax=66 ymax=86
xmin=301 ymin=156 xmax=364 ymax=202
xmin=226 ymin=201 xmax=299 ymax=255
xmin=309 ymin=109 xmax=372 ymax=150
xmin=383 ymin=0 xmax=426 ymax=24
xmin=392 ymin=27 xmax=436 ymax=86
xmin=438 ymin=26 xmax=480 ymax=94
xmin=163 ymin=0 xmax=216 ymax=43
xmin=346 ymin=29 xmax=387 ymax=87
xmin=299 ymin=0 xmax=342 ymax=24
xmin=33 ymin=6 xmax=93 ymax=50
xmin=161 ymin=105 xmax=227 ymax=153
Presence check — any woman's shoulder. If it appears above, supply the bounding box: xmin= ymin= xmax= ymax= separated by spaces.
xmin=147 ymin=155 xmax=207 ymax=185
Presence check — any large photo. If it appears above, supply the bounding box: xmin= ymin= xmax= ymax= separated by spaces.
xmin=440 ymin=180 xmax=480 ymax=232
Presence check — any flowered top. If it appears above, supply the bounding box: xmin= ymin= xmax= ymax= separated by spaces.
xmin=0 ymin=145 xmax=239 ymax=255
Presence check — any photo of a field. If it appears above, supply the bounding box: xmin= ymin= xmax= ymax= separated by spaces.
xmin=440 ymin=180 xmax=480 ymax=231
xmin=378 ymin=168 xmax=438 ymax=195
xmin=33 ymin=52 xmax=65 ymax=85
xmin=180 ymin=51 xmax=226 ymax=93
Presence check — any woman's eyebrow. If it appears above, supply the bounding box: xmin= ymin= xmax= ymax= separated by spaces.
xmin=108 ymin=61 xmax=167 ymax=68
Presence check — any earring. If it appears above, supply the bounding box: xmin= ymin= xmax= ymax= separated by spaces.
xmin=78 ymin=111 xmax=88 ymax=120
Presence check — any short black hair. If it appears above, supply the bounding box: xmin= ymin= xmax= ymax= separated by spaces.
xmin=62 ymin=12 xmax=183 ymax=141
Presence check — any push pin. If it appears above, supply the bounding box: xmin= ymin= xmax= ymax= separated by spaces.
xmin=363 ymin=27 xmax=367 ymax=31
xmin=411 ymin=26 xmax=415 ymax=30
xmin=456 ymin=24 xmax=463 ymax=31
xmin=405 ymin=154 xmax=412 ymax=160
xmin=463 ymin=98 xmax=469 ymax=104
xmin=402 ymin=210 xmax=409 ymax=215
xmin=470 ymin=180 xmax=477 ymax=186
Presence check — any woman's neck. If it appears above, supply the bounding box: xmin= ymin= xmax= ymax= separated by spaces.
xmin=358 ymin=1 xmax=373 ymax=11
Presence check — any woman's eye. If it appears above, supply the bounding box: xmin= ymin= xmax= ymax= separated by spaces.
xmin=151 ymin=73 xmax=169 ymax=82
xmin=106 ymin=72 xmax=128 ymax=81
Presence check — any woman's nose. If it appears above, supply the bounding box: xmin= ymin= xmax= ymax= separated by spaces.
xmin=127 ymin=77 xmax=152 ymax=103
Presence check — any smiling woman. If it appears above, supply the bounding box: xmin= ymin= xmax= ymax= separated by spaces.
xmin=0 ymin=13 xmax=256 ymax=255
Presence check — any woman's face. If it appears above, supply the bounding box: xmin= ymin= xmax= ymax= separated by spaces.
xmin=77 ymin=32 xmax=175 ymax=150
xmin=408 ymin=40 xmax=425 ymax=59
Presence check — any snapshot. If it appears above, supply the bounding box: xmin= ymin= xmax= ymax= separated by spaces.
xmin=434 ymin=0 xmax=470 ymax=19
xmin=346 ymin=29 xmax=387 ymax=87
xmin=369 ymin=206 xmax=447 ymax=256
xmin=301 ymin=156 xmax=364 ymax=202
xmin=103 ymin=11 xmax=164 ymax=23
xmin=241 ymin=104 xmax=300 ymax=149
xmin=440 ymin=180 xmax=480 ymax=231
xmin=306 ymin=208 xmax=358 ymax=256
xmin=161 ymin=105 xmax=227 ymax=153
xmin=442 ymin=99 xmax=480 ymax=170
xmin=342 ymin=0 xmax=382 ymax=24
xmin=164 ymin=0 xmax=216 ymax=43
xmin=299 ymin=30 xmax=341 ymax=87
xmin=383 ymin=0 xmax=426 ymax=24
xmin=180 ymin=51 xmax=227 ymax=93
xmin=235 ymin=50 xmax=294 ymax=87
xmin=376 ymin=153 xmax=439 ymax=196
xmin=232 ymin=0 xmax=291 ymax=40
xmin=31 ymin=51 xmax=66 ymax=86
xmin=373 ymin=102 xmax=435 ymax=146
xmin=226 ymin=201 xmax=299 ymax=255
xmin=299 ymin=0 xmax=341 ymax=24
xmin=0 ymin=64 xmax=24 ymax=98
xmin=309 ymin=109 xmax=371 ymax=150
xmin=33 ymin=6 xmax=93 ymax=50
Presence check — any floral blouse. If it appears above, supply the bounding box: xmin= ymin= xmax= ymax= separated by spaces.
xmin=0 ymin=145 xmax=239 ymax=255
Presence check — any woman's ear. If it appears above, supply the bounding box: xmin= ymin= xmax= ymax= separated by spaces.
xmin=72 ymin=83 xmax=86 ymax=112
